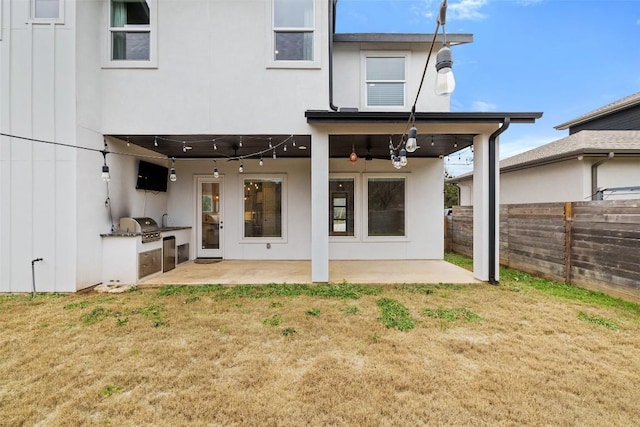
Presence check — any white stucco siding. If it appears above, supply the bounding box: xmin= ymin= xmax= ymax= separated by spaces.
xmin=459 ymin=160 xmax=589 ymax=206
xmin=500 ymin=160 xmax=587 ymax=204
xmin=597 ymin=157 xmax=640 ymax=200
xmin=458 ymin=182 xmax=473 ymax=206
xmin=0 ymin=2 xmax=78 ymax=292
xmin=333 ymin=42 xmax=449 ymax=112
xmin=98 ymin=0 xmax=328 ymax=135
xmin=328 ymin=157 xmax=445 ymax=260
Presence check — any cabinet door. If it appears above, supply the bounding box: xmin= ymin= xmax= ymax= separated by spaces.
xmin=139 ymin=248 xmax=162 ymax=279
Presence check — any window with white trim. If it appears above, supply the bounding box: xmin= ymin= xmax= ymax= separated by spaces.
xmin=109 ymin=0 xmax=152 ymax=62
xmin=243 ymin=177 xmax=284 ymax=239
xmin=31 ymin=0 xmax=63 ymax=22
xmin=366 ymin=177 xmax=406 ymax=237
xmin=273 ymin=0 xmax=314 ymax=61
xmin=329 ymin=177 xmax=356 ymax=237
xmin=365 ymin=56 xmax=406 ymax=107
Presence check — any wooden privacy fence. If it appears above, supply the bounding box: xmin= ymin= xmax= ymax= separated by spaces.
xmin=444 ymin=200 xmax=640 ymax=302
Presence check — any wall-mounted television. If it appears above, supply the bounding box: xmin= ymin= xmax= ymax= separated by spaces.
xmin=136 ymin=160 xmax=168 ymax=192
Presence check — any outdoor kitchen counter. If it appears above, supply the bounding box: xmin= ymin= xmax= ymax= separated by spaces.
xmin=100 ymin=226 xmax=191 ymax=238
xmin=101 ymin=227 xmax=192 ymax=285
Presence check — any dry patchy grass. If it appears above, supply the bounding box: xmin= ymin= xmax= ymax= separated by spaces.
xmin=1 ymin=267 xmax=640 ymax=426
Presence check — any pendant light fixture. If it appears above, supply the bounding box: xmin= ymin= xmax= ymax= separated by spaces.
xmin=349 ymin=145 xmax=358 ymax=163
xmin=169 ymin=157 xmax=177 ymax=182
xmin=101 ymin=151 xmax=110 ymax=182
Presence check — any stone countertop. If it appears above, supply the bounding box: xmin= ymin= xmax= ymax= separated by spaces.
xmin=158 ymin=226 xmax=192 ymax=232
xmin=100 ymin=226 xmax=191 ymax=238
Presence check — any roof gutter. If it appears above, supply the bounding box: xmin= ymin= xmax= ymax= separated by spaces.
xmin=488 ymin=117 xmax=510 ymax=285
xmin=591 ymin=152 xmax=615 ymax=200
xmin=328 ymin=0 xmax=338 ymax=111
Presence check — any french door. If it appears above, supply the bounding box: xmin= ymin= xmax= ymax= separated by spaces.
xmin=196 ymin=177 xmax=223 ymax=258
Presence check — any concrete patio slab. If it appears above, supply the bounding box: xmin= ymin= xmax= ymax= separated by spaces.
xmin=138 ymin=260 xmax=481 ymax=286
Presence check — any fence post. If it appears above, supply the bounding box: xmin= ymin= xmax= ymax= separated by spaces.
xmin=564 ymin=202 xmax=573 ymax=283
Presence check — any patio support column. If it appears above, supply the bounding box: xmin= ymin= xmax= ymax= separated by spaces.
xmin=311 ymin=132 xmax=329 ymax=282
xmin=472 ymin=132 xmax=500 ymax=282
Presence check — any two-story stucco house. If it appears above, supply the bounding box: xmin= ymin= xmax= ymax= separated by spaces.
xmin=0 ymin=0 xmax=540 ymax=292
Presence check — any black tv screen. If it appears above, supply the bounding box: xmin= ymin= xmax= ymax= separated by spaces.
xmin=136 ymin=160 xmax=168 ymax=192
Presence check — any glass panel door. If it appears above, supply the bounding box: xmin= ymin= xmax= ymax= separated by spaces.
xmin=197 ymin=177 xmax=223 ymax=258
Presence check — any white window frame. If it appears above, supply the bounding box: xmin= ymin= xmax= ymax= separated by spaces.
xmin=30 ymin=0 xmax=64 ymax=24
xmin=239 ymin=174 xmax=288 ymax=243
xmin=103 ymin=0 xmax=158 ymax=69
xmin=329 ymin=173 xmax=360 ymax=241
xmin=361 ymin=51 xmax=410 ymax=110
xmin=266 ymin=0 xmax=321 ymax=69
xmin=363 ymin=174 xmax=408 ymax=242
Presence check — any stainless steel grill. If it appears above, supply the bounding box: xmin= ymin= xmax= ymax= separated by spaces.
xmin=119 ymin=217 xmax=161 ymax=243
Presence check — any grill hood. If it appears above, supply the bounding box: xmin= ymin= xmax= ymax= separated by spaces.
xmin=119 ymin=217 xmax=159 ymax=233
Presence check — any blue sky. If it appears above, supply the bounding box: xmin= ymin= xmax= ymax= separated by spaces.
xmin=336 ymin=0 xmax=640 ymax=175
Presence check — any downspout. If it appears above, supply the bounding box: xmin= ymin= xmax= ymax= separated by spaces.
xmin=591 ymin=152 xmax=614 ymax=200
xmin=328 ymin=0 xmax=338 ymax=111
xmin=488 ymin=117 xmax=510 ymax=284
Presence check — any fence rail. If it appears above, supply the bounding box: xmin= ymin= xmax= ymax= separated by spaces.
xmin=444 ymin=200 xmax=640 ymax=302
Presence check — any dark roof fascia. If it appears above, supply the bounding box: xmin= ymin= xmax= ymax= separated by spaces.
xmin=305 ymin=110 xmax=542 ymax=125
xmin=333 ymin=33 xmax=473 ymax=46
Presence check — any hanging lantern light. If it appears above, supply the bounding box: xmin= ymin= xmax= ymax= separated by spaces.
xmin=349 ymin=145 xmax=358 ymax=163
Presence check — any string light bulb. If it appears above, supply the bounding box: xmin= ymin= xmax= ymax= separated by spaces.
xmin=238 ymin=162 xmax=244 ymax=173
xmin=349 ymin=145 xmax=358 ymax=163
xmin=269 ymin=138 xmax=273 ymax=149
xmin=272 ymin=150 xmax=276 ymax=159
xmin=292 ymin=135 xmax=296 ymax=147
xmin=399 ymin=148 xmax=408 ymax=167
xmin=239 ymin=136 xmax=243 ymax=148
xmin=101 ymin=151 xmax=111 ymax=182
xmin=169 ymin=157 xmax=177 ymax=182
xmin=154 ymin=136 xmax=158 ymax=147
xmin=392 ymin=156 xmax=402 ymax=170
xmin=213 ymin=160 xmax=219 ymax=178
xmin=435 ymin=46 xmax=455 ymax=96
xmin=126 ymin=137 xmax=130 ymax=147
xmin=406 ymin=126 xmax=418 ymax=153
xmin=259 ymin=155 xmax=264 ymax=166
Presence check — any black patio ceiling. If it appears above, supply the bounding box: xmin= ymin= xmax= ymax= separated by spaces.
xmin=107 ymin=111 xmax=541 ymax=161
xmin=110 ymin=133 xmax=475 ymax=160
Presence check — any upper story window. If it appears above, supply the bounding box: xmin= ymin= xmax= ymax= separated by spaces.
xmin=31 ymin=0 xmax=63 ymax=22
xmin=273 ymin=0 xmax=313 ymax=61
xmin=110 ymin=0 xmax=150 ymax=61
xmin=270 ymin=0 xmax=319 ymax=67
xmin=364 ymin=55 xmax=406 ymax=108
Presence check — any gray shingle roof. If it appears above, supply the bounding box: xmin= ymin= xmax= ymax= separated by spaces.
xmin=449 ymin=130 xmax=640 ymax=182
xmin=555 ymin=92 xmax=640 ymax=130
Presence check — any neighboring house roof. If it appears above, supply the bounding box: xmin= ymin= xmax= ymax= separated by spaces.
xmin=449 ymin=130 xmax=640 ymax=183
xmin=555 ymin=92 xmax=640 ymax=130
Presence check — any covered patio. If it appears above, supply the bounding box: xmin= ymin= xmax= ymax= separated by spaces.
xmin=137 ymin=260 xmax=480 ymax=286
